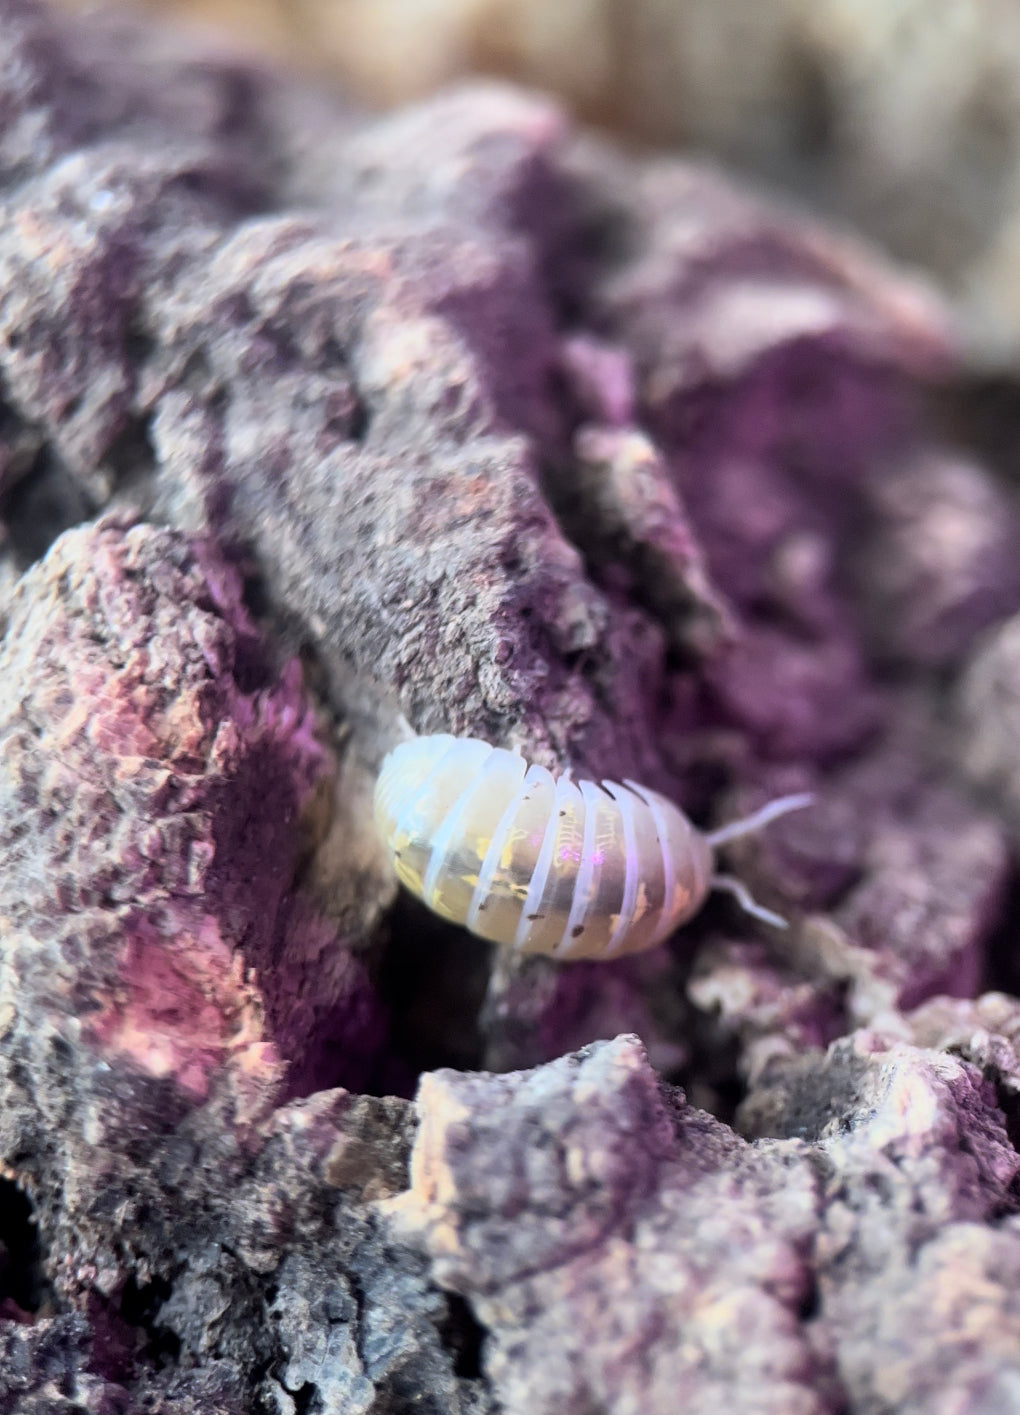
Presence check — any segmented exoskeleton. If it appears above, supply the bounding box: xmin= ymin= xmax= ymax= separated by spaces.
xmin=374 ymin=734 xmax=810 ymax=961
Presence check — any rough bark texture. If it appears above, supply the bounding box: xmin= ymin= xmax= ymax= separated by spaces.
xmin=2 ymin=2 xmax=1020 ymax=1411
xmin=53 ymin=0 xmax=1020 ymax=366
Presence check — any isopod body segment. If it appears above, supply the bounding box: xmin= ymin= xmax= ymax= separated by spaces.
xmin=373 ymin=734 xmax=715 ymax=960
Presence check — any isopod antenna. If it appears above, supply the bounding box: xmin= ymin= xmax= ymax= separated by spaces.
xmin=704 ymin=791 xmax=814 ymax=929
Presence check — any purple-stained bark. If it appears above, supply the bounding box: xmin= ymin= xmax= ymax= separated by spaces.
xmin=2 ymin=0 xmax=1020 ymax=1410
xmin=0 ymin=515 xmax=386 ymax=1109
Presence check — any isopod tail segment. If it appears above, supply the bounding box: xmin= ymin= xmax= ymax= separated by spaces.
xmin=373 ymin=733 xmax=813 ymax=962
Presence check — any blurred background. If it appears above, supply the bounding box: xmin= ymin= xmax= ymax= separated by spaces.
xmin=54 ymin=0 xmax=1020 ymax=371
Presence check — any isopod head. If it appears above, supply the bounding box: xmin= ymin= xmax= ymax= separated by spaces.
xmin=374 ymin=734 xmax=715 ymax=960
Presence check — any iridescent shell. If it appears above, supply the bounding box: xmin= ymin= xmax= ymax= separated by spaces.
xmin=374 ymin=734 xmax=809 ymax=960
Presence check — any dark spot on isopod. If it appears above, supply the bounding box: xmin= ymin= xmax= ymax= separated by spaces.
xmin=477 ymin=901 xmax=488 ymax=910
xmin=527 ymin=912 xmax=544 ymax=921
xmin=571 ymin=925 xmax=585 ymax=937
xmin=559 ymin=810 xmax=566 ymax=817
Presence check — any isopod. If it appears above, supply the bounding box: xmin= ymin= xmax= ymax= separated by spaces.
xmin=374 ymin=734 xmax=811 ymax=961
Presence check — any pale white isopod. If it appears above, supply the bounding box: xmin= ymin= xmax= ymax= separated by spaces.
xmin=373 ymin=734 xmax=811 ymax=961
